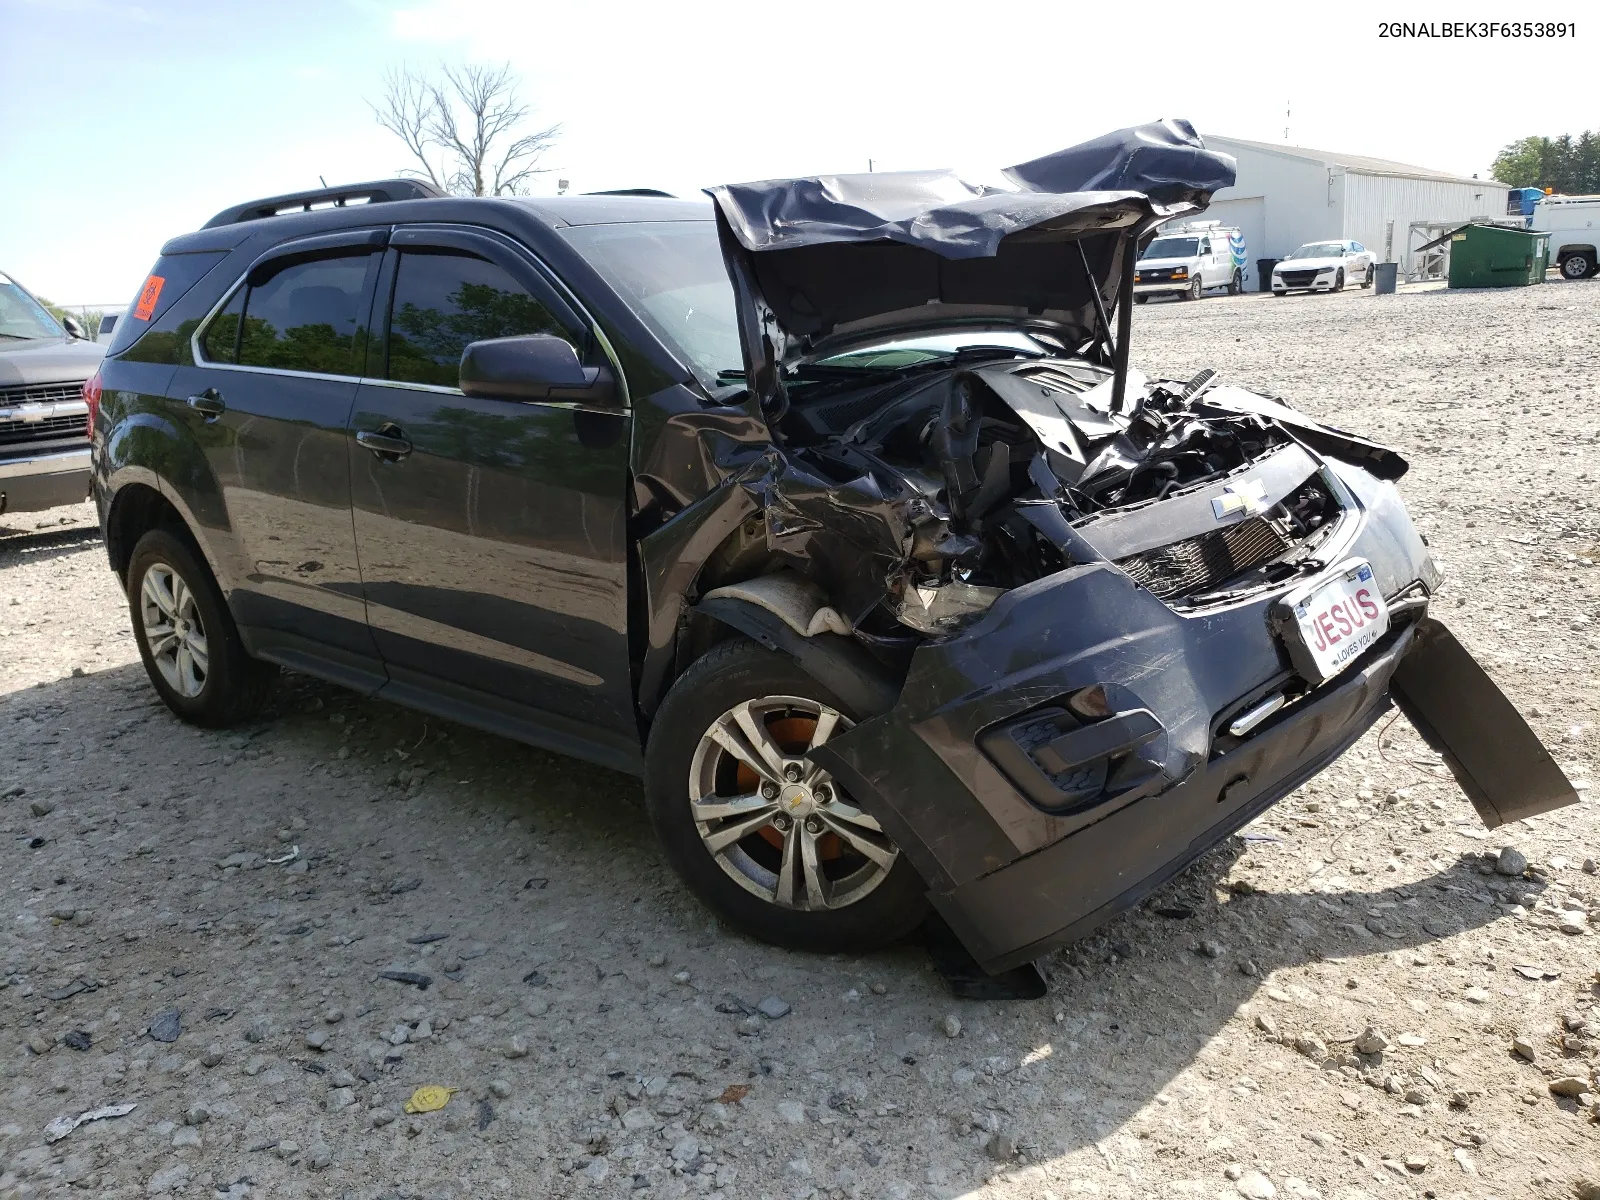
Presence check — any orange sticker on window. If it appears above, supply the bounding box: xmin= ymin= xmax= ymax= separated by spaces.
xmin=133 ymin=275 xmax=165 ymax=321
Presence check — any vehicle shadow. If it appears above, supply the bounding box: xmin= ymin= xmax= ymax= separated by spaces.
xmin=4 ymin=659 xmax=1513 ymax=1194
xmin=0 ymin=520 xmax=102 ymax=567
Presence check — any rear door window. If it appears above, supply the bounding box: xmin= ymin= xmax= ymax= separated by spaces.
xmin=201 ymin=288 xmax=245 ymax=364
xmin=235 ymin=252 xmax=379 ymax=376
xmin=383 ymin=250 xmax=569 ymax=388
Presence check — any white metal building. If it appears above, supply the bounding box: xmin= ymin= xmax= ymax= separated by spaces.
xmin=1191 ymin=136 xmax=1510 ymax=284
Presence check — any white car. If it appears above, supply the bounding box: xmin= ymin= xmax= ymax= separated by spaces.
xmin=1271 ymin=240 xmax=1376 ymax=295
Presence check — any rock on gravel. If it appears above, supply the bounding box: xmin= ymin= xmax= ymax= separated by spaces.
xmin=1353 ymin=1027 xmax=1391 ymax=1055
xmin=757 ymin=995 xmax=791 ymax=1019
xmin=984 ymin=1133 xmax=1017 ymax=1161
xmin=1496 ymin=846 xmax=1529 ymax=876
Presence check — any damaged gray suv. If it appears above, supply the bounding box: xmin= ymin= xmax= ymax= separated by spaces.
xmin=92 ymin=121 xmax=1575 ymax=977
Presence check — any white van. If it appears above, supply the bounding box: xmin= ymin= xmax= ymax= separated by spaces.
xmin=1133 ymin=223 xmax=1246 ymax=302
xmin=96 ymin=308 xmax=127 ymax=344
xmin=1532 ymin=195 xmax=1600 ymax=279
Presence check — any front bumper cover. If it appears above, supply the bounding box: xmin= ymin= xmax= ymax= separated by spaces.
xmin=0 ymin=447 xmax=91 ymax=514
xmin=810 ymin=468 xmax=1577 ymax=975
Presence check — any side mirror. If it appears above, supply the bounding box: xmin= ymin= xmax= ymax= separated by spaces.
xmin=459 ymin=334 xmax=616 ymax=405
xmin=62 ymin=315 xmax=86 ymax=340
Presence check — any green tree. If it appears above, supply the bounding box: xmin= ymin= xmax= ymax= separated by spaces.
xmin=1492 ymin=130 xmax=1600 ymax=192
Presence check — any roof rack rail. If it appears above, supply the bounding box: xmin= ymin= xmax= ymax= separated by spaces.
xmin=201 ymin=179 xmax=448 ymax=230
xmin=581 ymin=188 xmax=676 ymax=198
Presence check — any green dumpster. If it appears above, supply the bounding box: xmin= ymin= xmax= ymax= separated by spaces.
xmin=1447 ymin=224 xmax=1550 ymax=288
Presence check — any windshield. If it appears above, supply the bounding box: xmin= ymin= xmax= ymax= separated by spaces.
xmin=1141 ymin=237 xmax=1199 ymax=260
xmin=1286 ymin=242 xmax=1345 ymax=259
xmin=559 ymin=221 xmax=741 ymax=387
xmin=0 ymin=275 xmax=64 ymax=340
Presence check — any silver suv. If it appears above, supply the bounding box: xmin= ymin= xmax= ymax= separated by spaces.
xmin=0 ymin=269 xmax=103 ymax=517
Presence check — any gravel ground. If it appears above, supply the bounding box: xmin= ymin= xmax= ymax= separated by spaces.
xmin=2 ymin=278 xmax=1598 ymax=1200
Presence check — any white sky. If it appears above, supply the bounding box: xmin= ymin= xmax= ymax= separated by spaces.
xmin=1 ymin=0 xmax=1590 ymax=304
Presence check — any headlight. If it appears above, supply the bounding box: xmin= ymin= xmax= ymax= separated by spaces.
xmin=1172 ymin=267 xmax=1188 ymax=278
xmin=1133 ymin=272 xmax=1142 ymax=282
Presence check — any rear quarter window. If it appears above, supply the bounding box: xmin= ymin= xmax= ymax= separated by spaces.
xmin=109 ymin=250 xmax=233 ymax=362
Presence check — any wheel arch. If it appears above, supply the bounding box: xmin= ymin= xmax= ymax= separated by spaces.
xmin=694 ymin=596 xmax=902 ymax=721
xmin=105 ymin=481 xmax=192 ymax=584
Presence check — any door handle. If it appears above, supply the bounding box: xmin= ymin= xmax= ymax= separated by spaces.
xmin=356 ymin=425 xmax=413 ymax=460
xmin=186 ymin=389 xmax=225 ymax=418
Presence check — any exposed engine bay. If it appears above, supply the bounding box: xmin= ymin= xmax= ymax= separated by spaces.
xmin=737 ymin=349 xmax=1358 ymax=638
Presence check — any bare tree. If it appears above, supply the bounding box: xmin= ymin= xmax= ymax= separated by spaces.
xmin=373 ymin=63 xmax=561 ymax=197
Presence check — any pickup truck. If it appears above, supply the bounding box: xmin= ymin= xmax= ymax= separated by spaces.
xmin=0 ymin=269 xmax=103 ymax=517
xmin=1532 ymin=195 xmax=1600 ymax=279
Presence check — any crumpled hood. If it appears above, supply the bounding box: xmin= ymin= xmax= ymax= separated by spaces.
xmin=706 ymin=120 xmax=1236 ymax=399
xmin=0 ymin=337 xmax=104 ymax=388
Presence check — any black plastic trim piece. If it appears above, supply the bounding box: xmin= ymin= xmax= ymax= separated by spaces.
xmin=1391 ymin=617 xmax=1578 ymax=828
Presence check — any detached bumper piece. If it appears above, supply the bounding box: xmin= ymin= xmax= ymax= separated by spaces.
xmin=1391 ymin=617 xmax=1579 ymax=828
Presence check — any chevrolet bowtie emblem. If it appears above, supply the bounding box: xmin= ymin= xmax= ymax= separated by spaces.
xmin=1212 ymin=478 xmax=1267 ymax=519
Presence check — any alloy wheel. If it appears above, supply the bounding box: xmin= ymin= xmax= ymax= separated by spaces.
xmin=140 ymin=562 xmax=209 ymax=698
xmin=688 ymin=695 xmax=897 ymax=911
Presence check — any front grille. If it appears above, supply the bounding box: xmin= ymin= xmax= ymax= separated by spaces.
xmin=0 ymin=382 xmax=86 ymax=406
xmin=0 ymin=413 xmax=89 ymax=446
xmin=1117 ymin=516 xmax=1292 ymax=600
xmin=1279 ymin=270 xmax=1319 ymax=288
xmin=1139 ymin=268 xmax=1173 ymax=282
xmin=0 ymin=382 xmax=91 ymax=448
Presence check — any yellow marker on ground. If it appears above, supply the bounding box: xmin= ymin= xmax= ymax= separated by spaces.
xmin=403 ymin=1085 xmax=457 ymax=1114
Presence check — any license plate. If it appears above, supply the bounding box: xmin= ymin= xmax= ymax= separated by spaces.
xmin=1275 ymin=559 xmax=1389 ymax=682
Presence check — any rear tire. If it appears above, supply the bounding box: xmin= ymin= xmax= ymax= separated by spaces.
xmin=1227 ymin=269 xmax=1242 ymax=296
xmin=1559 ymin=253 xmax=1593 ymax=280
xmin=644 ymin=637 xmax=928 ymax=953
xmin=127 ymin=528 xmax=277 ymax=727
xmin=1360 ymin=262 xmax=1374 ymax=288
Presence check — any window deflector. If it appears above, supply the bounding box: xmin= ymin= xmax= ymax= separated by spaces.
xmin=383 ymin=224 xmax=629 ymax=409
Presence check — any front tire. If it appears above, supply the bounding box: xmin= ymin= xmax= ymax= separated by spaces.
xmin=1333 ymin=268 xmax=1345 ymax=293
xmin=1559 ymin=253 xmax=1593 ymax=280
xmin=1134 ymin=294 xmax=1149 ymax=304
xmin=127 ymin=528 xmax=277 ymax=727
xmin=1183 ymin=275 xmax=1203 ymax=301
xmin=644 ymin=637 xmax=928 ymax=953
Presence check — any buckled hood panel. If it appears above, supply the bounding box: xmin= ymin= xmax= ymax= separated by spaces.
xmin=706 ymin=120 xmax=1238 ymax=386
